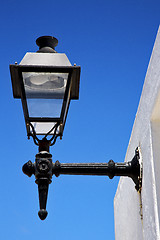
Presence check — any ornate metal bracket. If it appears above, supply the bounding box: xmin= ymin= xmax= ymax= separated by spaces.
xmin=22 ymin=147 xmax=142 ymax=220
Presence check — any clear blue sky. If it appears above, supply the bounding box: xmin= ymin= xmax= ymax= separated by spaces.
xmin=0 ymin=0 xmax=160 ymax=239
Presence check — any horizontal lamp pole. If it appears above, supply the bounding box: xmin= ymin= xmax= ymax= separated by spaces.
xmin=52 ymin=157 xmax=140 ymax=190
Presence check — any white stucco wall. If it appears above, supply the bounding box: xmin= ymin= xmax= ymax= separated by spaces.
xmin=114 ymin=27 xmax=160 ymax=240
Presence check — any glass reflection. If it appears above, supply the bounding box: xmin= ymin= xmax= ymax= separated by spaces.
xmin=22 ymin=72 xmax=69 ymax=118
xmin=22 ymin=72 xmax=68 ymax=99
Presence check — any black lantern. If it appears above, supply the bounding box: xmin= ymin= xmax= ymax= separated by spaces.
xmin=10 ymin=36 xmax=142 ymax=221
xmin=10 ymin=36 xmax=80 ymax=139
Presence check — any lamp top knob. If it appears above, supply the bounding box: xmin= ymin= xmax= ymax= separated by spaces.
xmin=36 ymin=36 xmax=58 ymax=53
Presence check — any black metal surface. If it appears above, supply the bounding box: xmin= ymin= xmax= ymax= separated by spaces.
xmin=52 ymin=148 xmax=141 ymax=190
xmin=36 ymin=36 xmax=58 ymax=53
xmin=22 ymin=160 xmax=35 ymax=177
xmin=38 ymin=138 xmax=51 ymax=152
xmin=37 ymin=179 xmax=49 ymax=220
xmin=22 ymin=151 xmax=53 ymax=220
xmin=35 ymin=152 xmax=53 ymax=220
xmin=22 ymin=147 xmax=142 ymax=220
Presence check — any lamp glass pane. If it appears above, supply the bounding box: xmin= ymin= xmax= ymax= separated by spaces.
xmin=30 ymin=122 xmax=58 ymax=135
xmin=22 ymin=72 xmax=69 ymax=118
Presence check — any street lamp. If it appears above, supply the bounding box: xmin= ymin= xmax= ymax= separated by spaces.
xmin=10 ymin=36 xmax=142 ymax=220
xmin=10 ymin=36 xmax=80 ymax=144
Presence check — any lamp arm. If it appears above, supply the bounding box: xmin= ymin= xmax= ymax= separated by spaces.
xmin=52 ymin=148 xmax=142 ymax=191
xmin=22 ymin=147 xmax=142 ymax=220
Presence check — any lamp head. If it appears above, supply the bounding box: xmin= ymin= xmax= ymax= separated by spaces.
xmin=10 ymin=36 xmax=81 ymax=141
